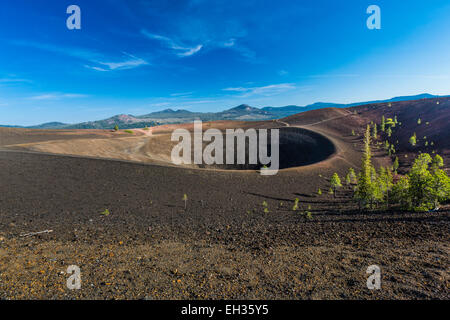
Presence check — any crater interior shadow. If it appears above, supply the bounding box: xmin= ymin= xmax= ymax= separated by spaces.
xmin=197 ymin=127 xmax=336 ymax=170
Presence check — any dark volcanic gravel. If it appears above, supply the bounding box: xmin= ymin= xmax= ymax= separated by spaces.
xmin=0 ymin=151 xmax=448 ymax=299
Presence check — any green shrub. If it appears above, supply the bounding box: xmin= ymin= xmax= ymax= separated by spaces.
xmin=292 ymin=198 xmax=299 ymax=211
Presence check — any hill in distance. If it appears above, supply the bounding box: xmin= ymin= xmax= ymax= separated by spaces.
xmin=3 ymin=93 xmax=446 ymax=130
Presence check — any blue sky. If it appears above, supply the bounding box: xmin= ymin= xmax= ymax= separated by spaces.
xmin=0 ymin=0 xmax=449 ymax=125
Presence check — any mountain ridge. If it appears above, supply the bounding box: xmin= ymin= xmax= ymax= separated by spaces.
xmin=2 ymin=93 xmax=446 ymax=129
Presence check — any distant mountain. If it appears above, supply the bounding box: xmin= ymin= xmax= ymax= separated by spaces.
xmin=137 ymin=108 xmax=215 ymax=122
xmin=380 ymin=93 xmax=437 ymax=102
xmin=28 ymin=122 xmax=68 ymax=129
xmin=216 ymin=104 xmax=272 ymax=120
xmin=1 ymin=93 xmax=446 ymax=129
xmin=262 ymin=103 xmax=346 ymax=118
xmin=138 ymin=108 xmax=196 ymax=119
xmin=63 ymin=114 xmax=158 ymax=129
xmin=346 ymin=93 xmax=440 ymax=107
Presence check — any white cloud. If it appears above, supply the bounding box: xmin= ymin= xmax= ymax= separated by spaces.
xmin=13 ymin=40 xmax=149 ymax=72
xmin=309 ymin=74 xmax=359 ymax=79
xmin=141 ymin=30 xmax=203 ymax=57
xmin=12 ymin=40 xmax=100 ymax=61
xmin=170 ymin=92 xmax=194 ymax=97
xmin=86 ymin=53 xmax=149 ymax=72
xmin=29 ymin=93 xmax=89 ymax=100
xmin=177 ymin=45 xmax=203 ymax=57
xmin=84 ymin=65 xmax=108 ymax=72
xmin=223 ymin=83 xmax=296 ymax=97
xmin=0 ymin=78 xmax=31 ymax=84
xmin=222 ymin=39 xmax=236 ymax=47
xmin=98 ymin=59 xmax=148 ymax=70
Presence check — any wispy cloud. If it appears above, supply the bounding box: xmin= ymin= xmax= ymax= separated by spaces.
xmin=224 ymin=41 xmax=260 ymax=63
xmin=141 ymin=30 xmax=203 ymax=57
xmin=12 ymin=40 xmax=100 ymax=61
xmin=13 ymin=40 xmax=148 ymax=72
xmin=309 ymin=74 xmax=359 ymax=79
xmin=222 ymin=38 xmax=236 ymax=47
xmin=223 ymin=83 xmax=296 ymax=97
xmin=179 ymin=45 xmax=203 ymax=57
xmin=90 ymin=53 xmax=149 ymax=71
xmin=84 ymin=65 xmax=109 ymax=72
xmin=141 ymin=21 xmax=259 ymax=63
xmin=170 ymin=92 xmax=194 ymax=97
xmin=0 ymin=78 xmax=32 ymax=84
xmin=29 ymin=93 xmax=89 ymax=100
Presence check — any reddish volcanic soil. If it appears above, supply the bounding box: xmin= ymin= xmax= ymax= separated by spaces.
xmin=0 ymin=98 xmax=448 ymax=299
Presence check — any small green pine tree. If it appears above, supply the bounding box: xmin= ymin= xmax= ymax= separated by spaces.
xmin=409 ymin=133 xmax=417 ymax=146
xmin=330 ymin=173 xmax=342 ymax=198
xmin=372 ymin=124 xmax=377 ymax=139
xmin=393 ymin=157 xmax=399 ymax=173
xmin=292 ymin=198 xmax=299 ymax=211
xmin=182 ymin=194 xmax=188 ymax=209
xmin=386 ymin=127 xmax=392 ymax=137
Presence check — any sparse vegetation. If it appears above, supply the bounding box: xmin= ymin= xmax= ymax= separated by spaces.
xmin=345 ymin=174 xmax=351 ymax=185
xmin=352 ymin=125 xmax=449 ymax=211
xmin=182 ymin=194 xmax=188 ymax=209
xmin=330 ymin=173 xmax=342 ymax=198
xmin=345 ymin=168 xmax=357 ymax=185
xmin=292 ymin=198 xmax=299 ymax=211
xmin=386 ymin=126 xmax=392 ymax=137
xmin=385 ymin=118 xmax=395 ymax=127
xmin=377 ymin=166 xmax=394 ymax=208
xmin=404 ymin=153 xmax=450 ymax=211
xmin=355 ymin=125 xmax=379 ymax=209
xmin=393 ymin=157 xmax=399 ymax=173
xmin=262 ymin=200 xmax=269 ymax=213
xmin=304 ymin=205 xmax=313 ymax=219
xmin=349 ymin=167 xmax=357 ymax=184
xmin=409 ymin=133 xmax=417 ymax=146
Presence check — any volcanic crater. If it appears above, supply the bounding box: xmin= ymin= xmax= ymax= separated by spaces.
xmin=197 ymin=127 xmax=336 ymax=171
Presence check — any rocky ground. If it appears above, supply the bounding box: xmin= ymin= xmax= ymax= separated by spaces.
xmin=0 ymin=151 xmax=448 ymax=299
